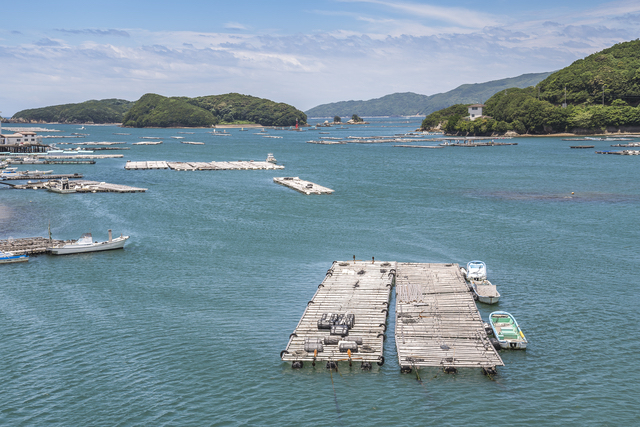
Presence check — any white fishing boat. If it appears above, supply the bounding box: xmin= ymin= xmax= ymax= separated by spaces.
xmin=465 ymin=260 xmax=487 ymax=281
xmin=47 ymin=178 xmax=78 ymax=194
xmin=0 ymin=250 xmax=29 ymax=264
xmin=48 ymin=230 xmax=129 ymax=255
xmin=471 ymin=279 xmax=500 ymax=304
xmin=489 ymin=311 xmax=528 ymax=349
xmin=266 ymin=153 xmax=277 ymax=163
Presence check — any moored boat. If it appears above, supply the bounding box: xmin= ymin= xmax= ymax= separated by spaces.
xmin=471 ymin=279 xmax=500 ymax=304
xmin=266 ymin=153 xmax=277 ymax=163
xmin=465 ymin=260 xmax=486 ymax=281
xmin=0 ymin=250 xmax=29 ymax=264
xmin=48 ymin=230 xmax=129 ymax=255
xmin=489 ymin=311 xmax=527 ymax=349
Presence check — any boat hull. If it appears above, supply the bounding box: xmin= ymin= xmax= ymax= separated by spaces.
xmin=49 ymin=236 xmax=129 ymax=255
xmin=0 ymin=254 xmax=29 ymax=264
xmin=489 ymin=311 xmax=528 ymax=350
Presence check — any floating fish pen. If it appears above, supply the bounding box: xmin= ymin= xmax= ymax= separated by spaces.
xmin=282 ymin=260 xmax=396 ymax=369
xmin=273 ymin=177 xmax=334 ymax=195
xmin=611 ymin=143 xmax=640 ymax=147
xmin=125 ymin=160 xmax=284 ymax=171
xmin=306 ymin=140 xmax=346 ymax=145
xmin=570 ymin=145 xmax=595 ymax=149
xmin=181 ymin=141 xmax=205 ymax=145
xmin=0 ymin=237 xmax=74 ymax=255
xmin=14 ymin=180 xmax=147 ymax=193
xmin=1 ymin=173 xmax=83 ymax=181
xmin=394 ymin=263 xmax=503 ymax=374
xmin=132 ymin=141 xmax=162 ymax=145
xmin=43 ymin=154 xmax=123 ymax=159
xmin=596 ymin=150 xmax=640 ymax=155
xmin=394 ymin=145 xmax=443 ymax=149
xmin=6 ymin=159 xmax=95 ymax=165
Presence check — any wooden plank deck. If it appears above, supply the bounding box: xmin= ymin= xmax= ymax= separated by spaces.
xmin=273 ymin=177 xmax=334 ymax=195
xmin=394 ymin=262 xmax=503 ymax=373
xmin=125 ymin=160 xmax=284 ymax=170
xmin=282 ymin=260 xmax=396 ymax=367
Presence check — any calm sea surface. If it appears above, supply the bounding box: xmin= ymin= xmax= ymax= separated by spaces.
xmin=1 ymin=119 xmax=638 ymax=426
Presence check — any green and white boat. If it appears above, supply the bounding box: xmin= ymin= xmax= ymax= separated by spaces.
xmin=489 ymin=311 xmax=528 ymax=350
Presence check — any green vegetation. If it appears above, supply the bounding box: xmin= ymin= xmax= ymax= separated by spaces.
xmin=122 ymin=93 xmax=306 ymax=128
xmin=334 ymin=115 xmax=341 ymax=123
xmin=351 ymin=114 xmax=363 ymax=123
xmin=425 ymin=40 xmax=640 ymax=135
xmin=305 ymin=72 xmax=552 ymax=117
xmin=12 ymin=99 xmax=134 ymax=124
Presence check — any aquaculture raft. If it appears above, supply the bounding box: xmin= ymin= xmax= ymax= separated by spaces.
xmin=282 ymin=260 xmax=396 ymax=368
xmin=273 ymin=177 xmax=334 ymax=195
xmin=394 ymin=262 xmax=503 ymax=373
xmin=125 ymin=160 xmax=284 ymax=171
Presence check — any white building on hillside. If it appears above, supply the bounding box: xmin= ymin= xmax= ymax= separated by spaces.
xmin=468 ymin=104 xmax=485 ymax=120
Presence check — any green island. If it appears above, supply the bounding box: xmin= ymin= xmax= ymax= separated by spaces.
xmin=121 ymin=93 xmax=306 ymax=128
xmin=421 ymin=40 xmax=640 ymax=135
xmin=11 ymin=99 xmax=134 ymax=124
xmin=10 ymin=93 xmax=307 ymax=128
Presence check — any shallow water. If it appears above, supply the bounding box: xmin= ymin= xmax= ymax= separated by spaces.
xmin=1 ymin=120 xmax=639 ymax=425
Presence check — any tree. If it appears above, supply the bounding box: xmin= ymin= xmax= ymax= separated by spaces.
xmin=334 ymin=116 xmax=341 ymax=123
xmin=351 ymin=114 xmax=363 ymax=122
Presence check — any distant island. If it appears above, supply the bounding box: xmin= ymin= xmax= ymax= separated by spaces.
xmin=10 ymin=93 xmax=307 ymax=128
xmin=422 ymin=39 xmax=640 ymax=136
xmin=305 ymin=72 xmax=553 ymax=118
xmin=10 ymin=99 xmax=134 ymax=124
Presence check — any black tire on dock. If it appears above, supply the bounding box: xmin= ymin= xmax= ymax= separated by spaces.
xmin=489 ymin=338 xmax=501 ymax=351
xmin=377 ymin=356 xmax=385 ymax=366
xmin=400 ymin=365 xmax=413 ymax=374
xmin=443 ymin=366 xmax=457 ymax=374
xmin=361 ymin=362 xmax=372 ymax=370
xmin=280 ymin=350 xmax=289 ymax=359
xmin=292 ymin=361 xmax=303 ymax=369
xmin=326 ymin=361 xmax=338 ymax=370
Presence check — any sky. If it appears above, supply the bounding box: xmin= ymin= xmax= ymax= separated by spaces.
xmin=1 ymin=0 xmax=639 ymax=115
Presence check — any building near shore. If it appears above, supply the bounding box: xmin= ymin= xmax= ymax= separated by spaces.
xmin=0 ymin=131 xmax=43 ymax=145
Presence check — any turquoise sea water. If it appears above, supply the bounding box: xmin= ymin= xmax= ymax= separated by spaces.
xmin=1 ymin=119 xmax=639 ymax=425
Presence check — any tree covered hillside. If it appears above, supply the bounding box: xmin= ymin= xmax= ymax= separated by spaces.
xmin=422 ymin=40 xmax=640 ymax=135
xmin=12 ymin=99 xmax=134 ymax=124
xmin=122 ymin=93 xmax=307 ymax=128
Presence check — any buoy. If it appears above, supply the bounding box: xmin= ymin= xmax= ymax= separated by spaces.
xmin=360 ymin=362 xmax=372 ymax=370
xmin=571 ymin=192 xmax=575 ymax=195
xmin=400 ymin=365 xmax=412 ymax=374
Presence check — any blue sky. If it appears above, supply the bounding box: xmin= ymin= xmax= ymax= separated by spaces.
xmin=1 ymin=0 xmax=639 ymax=115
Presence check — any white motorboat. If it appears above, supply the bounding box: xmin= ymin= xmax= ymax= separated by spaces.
xmin=0 ymin=250 xmax=29 ymax=264
xmin=266 ymin=153 xmax=277 ymax=163
xmin=48 ymin=230 xmax=129 ymax=255
xmin=465 ymin=260 xmax=487 ymax=281
xmin=47 ymin=178 xmax=78 ymax=194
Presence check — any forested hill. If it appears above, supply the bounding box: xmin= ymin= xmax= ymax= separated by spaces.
xmin=305 ymin=72 xmax=552 ymax=117
xmin=423 ymin=39 xmax=640 ymax=135
xmin=12 ymin=99 xmax=134 ymax=124
xmin=122 ymin=93 xmax=307 ymax=128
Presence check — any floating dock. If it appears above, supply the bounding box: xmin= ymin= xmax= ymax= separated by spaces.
xmin=394 ymin=263 xmax=503 ymax=374
xmin=13 ymin=180 xmax=147 ymax=193
xmin=273 ymin=177 xmax=334 ymax=195
xmin=124 ymin=160 xmax=284 ymax=171
xmin=394 ymin=145 xmax=443 ymax=149
xmin=596 ymin=150 xmax=640 ymax=155
xmin=0 ymin=237 xmax=74 ymax=255
xmin=1 ymin=173 xmax=83 ymax=181
xmin=282 ymin=260 xmax=396 ymax=368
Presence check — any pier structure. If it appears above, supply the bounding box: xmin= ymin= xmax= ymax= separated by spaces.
xmin=282 ymin=260 xmax=395 ymax=369
xmin=596 ymin=150 xmax=640 ymax=155
xmin=273 ymin=177 xmax=334 ymax=195
xmin=124 ymin=160 xmax=284 ymax=171
xmin=0 ymin=237 xmax=73 ymax=255
xmin=394 ymin=263 xmax=503 ymax=374
xmin=13 ymin=180 xmax=147 ymax=193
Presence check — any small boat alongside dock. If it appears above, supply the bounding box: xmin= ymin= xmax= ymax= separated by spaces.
xmin=489 ymin=311 xmax=528 ymax=349
xmin=0 ymin=250 xmax=29 ymax=264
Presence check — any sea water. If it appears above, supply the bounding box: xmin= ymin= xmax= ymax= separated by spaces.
xmin=1 ymin=119 xmax=638 ymax=425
